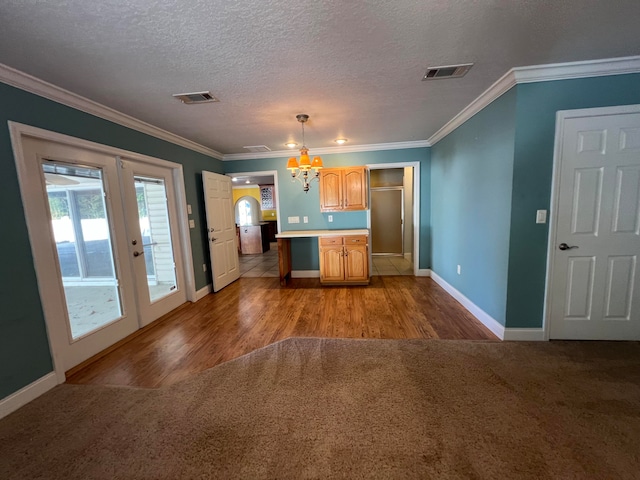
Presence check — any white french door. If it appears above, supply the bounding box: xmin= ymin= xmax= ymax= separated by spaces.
xmin=549 ymin=106 xmax=640 ymax=340
xmin=120 ymin=159 xmax=187 ymax=326
xmin=18 ymin=135 xmax=189 ymax=372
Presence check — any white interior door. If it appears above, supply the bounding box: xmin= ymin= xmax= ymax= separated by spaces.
xmin=120 ymin=159 xmax=187 ymax=326
xmin=549 ymin=108 xmax=640 ymax=340
xmin=22 ymin=137 xmax=139 ymax=371
xmin=203 ymin=171 xmax=240 ymax=292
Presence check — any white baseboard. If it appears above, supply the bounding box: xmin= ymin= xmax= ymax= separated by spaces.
xmin=195 ymin=284 xmax=212 ymax=301
xmin=415 ymin=268 xmax=431 ymax=277
xmin=502 ymin=328 xmax=546 ymax=341
xmin=0 ymin=372 xmax=58 ymax=420
xmin=292 ymin=270 xmax=320 ymax=278
xmin=430 ymin=271 xmax=506 ymax=340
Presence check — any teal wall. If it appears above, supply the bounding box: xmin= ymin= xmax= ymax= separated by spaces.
xmin=0 ymin=82 xmax=222 ymax=399
xmin=506 ymin=74 xmax=640 ymax=328
xmin=223 ymin=148 xmax=431 ymax=270
xmin=430 ymin=88 xmax=517 ymax=325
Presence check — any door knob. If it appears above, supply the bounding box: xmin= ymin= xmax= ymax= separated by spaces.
xmin=558 ymin=243 xmax=578 ymax=251
xmin=133 ymin=250 xmax=144 ymax=257
xmin=211 ymin=237 xmax=218 ymax=242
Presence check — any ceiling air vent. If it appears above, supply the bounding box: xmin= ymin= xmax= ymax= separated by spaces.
xmin=422 ymin=63 xmax=473 ymax=81
xmin=243 ymin=145 xmax=271 ymax=153
xmin=173 ymin=91 xmax=219 ymax=104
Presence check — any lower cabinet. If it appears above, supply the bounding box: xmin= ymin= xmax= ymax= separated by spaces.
xmin=319 ymin=235 xmax=369 ymax=285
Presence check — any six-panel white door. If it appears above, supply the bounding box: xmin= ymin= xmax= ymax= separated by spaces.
xmin=202 ymin=171 xmax=240 ymax=292
xmin=550 ymin=110 xmax=640 ymax=340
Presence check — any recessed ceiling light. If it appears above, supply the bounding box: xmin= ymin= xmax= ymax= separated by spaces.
xmin=285 ymin=142 xmax=298 ymax=148
xmin=232 ymin=177 xmax=238 ymax=182
xmin=334 ymin=138 xmax=348 ymax=145
xmin=245 ymin=180 xmax=250 ymax=184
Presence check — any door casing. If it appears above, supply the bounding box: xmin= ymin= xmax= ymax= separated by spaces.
xmin=366 ymin=162 xmax=421 ymax=276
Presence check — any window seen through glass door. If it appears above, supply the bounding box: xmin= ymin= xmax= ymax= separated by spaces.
xmin=134 ymin=176 xmax=178 ymax=303
xmin=43 ymin=162 xmax=123 ymax=340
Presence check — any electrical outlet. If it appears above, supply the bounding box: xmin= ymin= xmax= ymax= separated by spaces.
xmin=288 ymin=216 xmax=300 ymax=224
xmin=189 ymin=219 xmax=195 ymax=228
xmin=328 ymin=215 xmax=333 ymax=223
xmin=457 ymin=265 xmax=461 ymax=275
xmin=303 ymin=216 xmax=308 ymax=223
xmin=202 ymin=263 xmax=207 ymax=272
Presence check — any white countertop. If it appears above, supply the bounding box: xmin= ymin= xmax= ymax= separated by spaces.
xmin=275 ymin=229 xmax=369 ymax=239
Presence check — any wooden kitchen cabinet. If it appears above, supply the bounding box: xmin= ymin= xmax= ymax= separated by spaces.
xmin=319 ymin=234 xmax=369 ymax=285
xmin=319 ymin=166 xmax=368 ymax=212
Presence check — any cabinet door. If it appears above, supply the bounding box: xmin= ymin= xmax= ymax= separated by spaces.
xmin=319 ymin=169 xmax=343 ymax=212
xmin=319 ymin=245 xmax=345 ymax=282
xmin=343 ymin=167 xmax=368 ymax=210
xmin=344 ymin=244 xmax=369 ymax=282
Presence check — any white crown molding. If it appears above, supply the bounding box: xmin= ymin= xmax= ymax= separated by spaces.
xmin=427 ymin=70 xmax=517 ymax=146
xmin=428 ymin=55 xmax=640 ymax=146
xmin=512 ymin=55 xmax=640 ymax=84
xmin=0 ymin=63 xmax=224 ymax=160
xmin=222 ymin=140 xmax=431 ymax=161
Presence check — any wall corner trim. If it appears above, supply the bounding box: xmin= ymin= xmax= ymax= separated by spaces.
xmin=430 ymin=271 xmax=506 ymax=340
xmin=195 ymin=284 xmax=213 ymax=301
xmin=0 ymin=63 xmax=223 ymax=160
xmin=0 ymin=372 xmax=58 ymax=420
xmin=427 ymin=55 xmax=640 ymax=146
xmin=291 ymin=270 xmax=321 ymax=278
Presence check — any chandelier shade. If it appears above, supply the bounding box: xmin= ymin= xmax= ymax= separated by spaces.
xmin=286 ymin=115 xmax=323 ymax=192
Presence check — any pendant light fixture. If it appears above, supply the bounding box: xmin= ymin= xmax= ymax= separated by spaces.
xmin=286 ymin=114 xmax=323 ymax=192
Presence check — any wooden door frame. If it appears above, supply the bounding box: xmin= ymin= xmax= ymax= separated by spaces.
xmin=543 ymin=104 xmax=640 ymax=340
xmin=366 ymin=162 xmax=421 ymax=276
xmin=9 ymin=122 xmax=196 ymax=383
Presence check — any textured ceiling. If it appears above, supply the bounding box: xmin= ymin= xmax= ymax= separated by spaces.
xmin=1 ymin=1 xmax=639 ymax=155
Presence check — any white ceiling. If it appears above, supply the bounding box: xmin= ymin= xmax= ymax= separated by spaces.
xmin=1 ymin=1 xmax=639 ymax=156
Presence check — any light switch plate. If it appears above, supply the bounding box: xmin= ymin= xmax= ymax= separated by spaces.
xmin=187 ymin=204 xmax=192 ymax=215
xmin=189 ymin=219 xmax=195 ymax=228
xmin=303 ymin=216 xmax=308 ymax=223
xmin=328 ymin=215 xmax=333 ymax=222
xmin=536 ymin=209 xmax=547 ymax=224
xmin=288 ymin=216 xmax=300 ymax=224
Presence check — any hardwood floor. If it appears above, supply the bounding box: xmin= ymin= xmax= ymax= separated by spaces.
xmin=66 ymin=276 xmax=498 ymax=388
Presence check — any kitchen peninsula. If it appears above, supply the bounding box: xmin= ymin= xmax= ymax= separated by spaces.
xmin=276 ymin=229 xmax=370 ymax=286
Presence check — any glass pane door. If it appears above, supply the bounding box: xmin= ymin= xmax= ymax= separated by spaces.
xmin=134 ymin=176 xmax=177 ymax=303
xmin=121 ymin=160 xmax=187 ymax=326
xmin=44 ymin=163 xmax=123 ymax=340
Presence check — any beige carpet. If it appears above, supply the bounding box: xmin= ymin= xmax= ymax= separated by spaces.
xmin=1 ymin=338 xmax=639 ymax=479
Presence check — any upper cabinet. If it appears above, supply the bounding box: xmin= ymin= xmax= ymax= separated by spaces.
xmin=319 ymin=166 xmax=368 ymax=212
